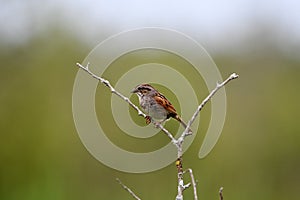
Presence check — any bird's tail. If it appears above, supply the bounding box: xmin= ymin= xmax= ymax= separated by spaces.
xmin=175 ymin=115 xmax=192 ymax=134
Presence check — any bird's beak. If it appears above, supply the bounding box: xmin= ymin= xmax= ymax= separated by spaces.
xmin=131 ymin=88 xmax=138 ymax=93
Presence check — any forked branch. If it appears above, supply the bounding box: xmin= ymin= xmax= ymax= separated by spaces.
xmin=76 ymin=62 xmax=238 ymax=200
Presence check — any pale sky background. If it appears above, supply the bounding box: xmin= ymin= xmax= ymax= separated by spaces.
xmin=0 ymin=0 xmax=299 ymax=54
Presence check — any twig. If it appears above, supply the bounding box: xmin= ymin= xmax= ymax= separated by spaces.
xmin=116 ymin=178 xmax=141 ymax=200
xmin=76 ymin=63 xmax=145 ymax=117
xmin=219 ymin=187 xmax=224 ymax=200
xmin=176 ymin=72 xmax=239 ymax=158
xmin=76 ymin=63 xmax=177 ymax=144
xmin=184 ymin=168 xmax=198 ymax=200
xmin=183 ymin=73 xmax=239 ymax=136
xmin=76 ymin=63 xmax=238 ymax=200
xmin=175 ymin=73 xmax=238 ymax=200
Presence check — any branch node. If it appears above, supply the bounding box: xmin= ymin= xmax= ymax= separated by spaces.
xmin=183 ymin=182 xmax=191 ymax=190
xmin=86 ymin=62 xmax=90 ymax=70
xmin=102 ymin=79 xmax=110 ymax=87
xmin=219 ymin=187 xmax=224 ymax=200
xmin=230 ymin=72 xmax=239 ymax=79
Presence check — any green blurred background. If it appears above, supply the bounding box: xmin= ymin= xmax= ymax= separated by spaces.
xmin=1 ymin=1 xmax=299 ymax=199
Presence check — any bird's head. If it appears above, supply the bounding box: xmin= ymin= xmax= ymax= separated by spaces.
xmin=131 ymin=84 xmax=156 ymax=96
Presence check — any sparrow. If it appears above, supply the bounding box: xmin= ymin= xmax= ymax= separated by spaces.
xmin=131 ymin=84 xmax=192 ymax=133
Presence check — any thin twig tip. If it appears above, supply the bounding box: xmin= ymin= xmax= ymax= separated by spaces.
xmin=231 ymin=73 xmax=239 ymax=79
xmin=219 ymin=187 xmax=223 ymax=192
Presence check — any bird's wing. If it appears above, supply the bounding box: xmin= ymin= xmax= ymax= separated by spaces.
xmin=154 ymin=93 xmax=177 ymax=114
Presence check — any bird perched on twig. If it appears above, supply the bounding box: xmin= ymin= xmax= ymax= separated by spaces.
xmin=131 ymin=84 xmax=192 ymax=133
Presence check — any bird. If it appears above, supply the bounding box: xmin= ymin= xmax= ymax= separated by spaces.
xmin=131 ymin=83 xmax=192 ymax=133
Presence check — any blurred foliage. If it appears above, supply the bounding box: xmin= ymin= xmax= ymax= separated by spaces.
xmin=0 ymin=25 xmax=300 ymax=200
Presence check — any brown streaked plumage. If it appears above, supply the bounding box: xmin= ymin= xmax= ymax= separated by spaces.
xmin=131 ymin=83 xmax=192 ymax=133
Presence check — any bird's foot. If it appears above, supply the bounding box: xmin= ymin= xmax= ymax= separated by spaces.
xmin=145 ymin=116 xmax=152 ymax=125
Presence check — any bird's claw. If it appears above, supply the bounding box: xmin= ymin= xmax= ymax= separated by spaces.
xmin=145 ymin=116 xmax=151 ymax=125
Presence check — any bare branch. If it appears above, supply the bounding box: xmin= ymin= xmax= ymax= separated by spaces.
xmin=175 ymin=73 xmax=239 ymax=162
xmin=154 ymin=122 xmax=177 ymax=145
xmin=175 ymin=73 xmax=238 ymax=199
xmin=76 ymin=63 xmax=176 ymax=142
xmin=76 ymin=63 xmax=145 ymax=117
xmin=183 ymin=73 xmax=239 ymax=136
xmin=184 ymin=168 xmax=198 ymax=200
xmin=219 ymin=187 xmax=224 ymax=200
xmin=116 ymin=178 xmax=141 ymax=200
xmin=76 ymin=63 xmax=237 ymax=200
